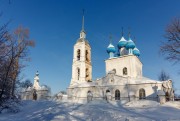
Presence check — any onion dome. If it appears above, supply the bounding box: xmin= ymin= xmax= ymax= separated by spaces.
xmin=133 ymin=47 xmax=140 ymax=56
xmin=107 ymin=43 xmax=116 ymax=53
xmin=117 ymin=36 xmax=127 ymax=49
xmin=125 ymin=38 xmax=135 ymax=49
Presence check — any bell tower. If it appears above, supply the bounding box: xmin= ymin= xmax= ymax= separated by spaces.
xmin=33 ymin=71 xmax=41 ymax=90
xmin=70 ymin=12 xmax=92 ymax=86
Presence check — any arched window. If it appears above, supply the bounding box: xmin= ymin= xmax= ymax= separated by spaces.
xmin=86 ymin=50 xmax=89 ymax=61
xmin=115 ymin=90 xmax=120 ymax=100
xmin=139 ymin=88 xmax=146 ymax=99
xmin=123 ymin=67 xmax=127 ymax=75
xmin=77 ymin=49 xmax=81 ymax=60
xmin=77 ymin=68 xmax=80 ymax=80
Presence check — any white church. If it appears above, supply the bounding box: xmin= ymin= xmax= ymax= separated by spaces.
xmin=21 ymin=71 xmax=51 ymax=100
xmin=67 ymin=15 xmax=174 ymax=103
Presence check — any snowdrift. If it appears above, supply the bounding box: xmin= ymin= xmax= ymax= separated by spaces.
xmin=125 ymin=100 xmax=160 ymax=107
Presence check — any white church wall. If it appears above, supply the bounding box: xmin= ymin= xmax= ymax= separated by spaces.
xmin=105 ymin=55 xmax=142 ymax=78
xmin=129 ymin=83 xmax=162 ymax=100
xmin=67 ymin=81 xmax=163 ymax=104
xmin=67 ymin=15 xmax=169 ymax=104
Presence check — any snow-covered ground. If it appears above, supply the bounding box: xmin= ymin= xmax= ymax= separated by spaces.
xmin=0 ymin=100 xmax=180 ymax=121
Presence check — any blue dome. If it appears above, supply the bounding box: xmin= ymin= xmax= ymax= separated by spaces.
xmin=125 ymin=38 xmax=135 ymax=49
xmin=117 ymin=36 xmax=127 ymax=49
xmin=133 ymin=47 xmax=140 ymax=56
xmin=107 ymin=43 xmax=116 ymax=53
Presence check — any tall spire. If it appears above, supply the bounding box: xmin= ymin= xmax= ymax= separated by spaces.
xmin=80 ymin=9 xmax=86 ymax=39
xmin=82 ymin=9 xmax=85 ymax=32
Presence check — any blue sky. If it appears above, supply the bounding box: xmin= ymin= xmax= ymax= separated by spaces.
xmin=1 ymin=0 xmax=180 ymax=94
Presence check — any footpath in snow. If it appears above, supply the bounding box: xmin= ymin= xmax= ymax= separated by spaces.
xmin=0 ymin=100 xmax=180 ymax=121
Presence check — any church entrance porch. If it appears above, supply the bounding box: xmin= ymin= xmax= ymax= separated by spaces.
xmin=115 ymin=90 xmax=120 ymax=100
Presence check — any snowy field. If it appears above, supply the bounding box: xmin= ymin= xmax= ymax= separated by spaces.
xmin=0 ymin=100 xmax=180 ymax=121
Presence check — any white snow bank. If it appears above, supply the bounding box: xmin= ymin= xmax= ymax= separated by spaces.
xmin=163 ymin=101 xmax=180 ymax=109
xmin=125 ymin=100 xmax=160 ymax=107
xmin=1 ymin=100 xmax=180 ymax=121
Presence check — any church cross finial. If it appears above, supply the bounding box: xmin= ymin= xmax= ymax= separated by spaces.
xmin=121 ymin=27 xmax=124 ymax=36
xmin=128 ymin=27 xmax=131 ymax=38
xmin=109 ymin=34 xmax=112 ymax=44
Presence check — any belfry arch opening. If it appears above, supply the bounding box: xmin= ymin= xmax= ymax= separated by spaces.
xmin=77 ymin=49 xmax=81 ymax=61
xmin=86 ymin=68 xmax=89 ymax=77
xmin=86 ymin=50 xmax=89 ymax=61
xmin=86 ymin=68 xmax=91 ymax=82
xmin=123 ymin=67 xmax=127 ymax=75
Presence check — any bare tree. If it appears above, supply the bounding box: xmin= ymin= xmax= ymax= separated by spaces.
xmin=158 ymin=70 xmax=170 ymax=81
xmin=160 ymin=17 xmax=180 ymax=64
xmin=0 ymin=24 xmax=34 ymax=112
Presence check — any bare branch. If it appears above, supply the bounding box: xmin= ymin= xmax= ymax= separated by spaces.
xmin=160 ymin=17 xmax=180 ymax=64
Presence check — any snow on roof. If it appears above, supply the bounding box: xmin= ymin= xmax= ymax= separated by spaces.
xmin=57 ymin=93 xmax=63 ymax=96
xmin=77 ymin=38 xmax=89 ymax=44
xmin=119 ymin=36 xmax=127 ymax=41
xmin=34 ymin=76 xmax=39 ymax=80
xmin=38 ymin=85 xmax=48 ymax=90
xmin=128 ymin=76 xmax=162 ymax=84
xmin=70 ymin=76 xmax=162 ymax=88
xmin=107 ymin=43 xmax=115 ymax=48
xmin=71 ymin=81 xmax=97 ymax=88
xmin=26 ymin=86 xmax=33 ymax=91
xmin=162 ymin=80 xmax=173 ymax=88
